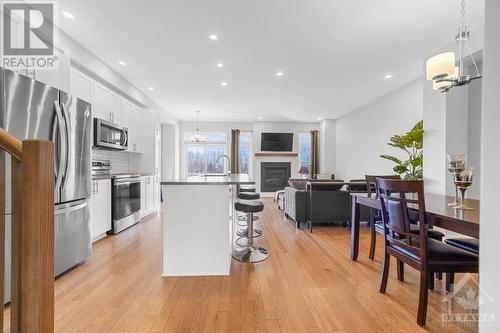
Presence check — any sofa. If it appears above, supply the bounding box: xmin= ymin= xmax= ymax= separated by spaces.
xmin=284 ymin=179 xmax=370 ymax=229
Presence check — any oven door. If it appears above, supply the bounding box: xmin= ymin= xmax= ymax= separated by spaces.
xmin=113 ymin=178 xmax=141 ymax=221
xmin=94 ymin=118 xmax=128 ymax=150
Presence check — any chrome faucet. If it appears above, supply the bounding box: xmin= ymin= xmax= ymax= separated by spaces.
xmin=216 ymin=154 xmax=231 ymax=175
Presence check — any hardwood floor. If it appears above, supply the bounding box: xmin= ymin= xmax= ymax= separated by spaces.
xmin=4 ymin=198 xmax=478 ymax=332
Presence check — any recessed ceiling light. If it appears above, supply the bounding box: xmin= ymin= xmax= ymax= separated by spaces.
xmin=258 ymin=117 xmax=263 ymax=120
xmin=220 ymin=81 xmax=228 ymax=86
xmin=216 ymin=63 xmax=224 ymax=68
xmin=276 ymin=72 xmax=284 ymax=77
xmin=317 ymin=117 xmax=322 ymax=121
xmin=209 ymin=34 xmax=218 ymax=41
xmin=384 ymin=73 xmax=393 ymax=79
xmin=62 ymin=11 xmax=74 ymax=19
xmin=147 ymin=87 xmax=154 ymax=91
xmin=118 ymin=60 xmax=127 ymax=66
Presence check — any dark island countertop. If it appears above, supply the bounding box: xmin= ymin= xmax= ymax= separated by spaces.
xmin=161 ymin=173 xmax=255 ymax=185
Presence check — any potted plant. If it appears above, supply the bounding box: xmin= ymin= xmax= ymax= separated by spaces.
xmin=380 ymin=120 xmax=423 ymax=180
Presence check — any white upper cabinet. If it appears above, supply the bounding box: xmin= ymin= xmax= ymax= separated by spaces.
xmin=92 ymin=82 xmax=122 ymax=125
xmin=130 ymin=107 xmax=143 ymax=153
xmin=121 ymin=100 xmax=132 ymax=130
xmin=69 ymin=67 xmax=92 ymax=103
xmin=69 ymin=66 xmax=158 ymax=160
xmin=93 ymin=83 xmax=109 ymax=121
xmin=106 ymin=92 xmax=121 ymax=125
xmin=137 ymin=109 xmax=155 ymax=172
xmin=120 ymin=100 xmax=133 ymax=151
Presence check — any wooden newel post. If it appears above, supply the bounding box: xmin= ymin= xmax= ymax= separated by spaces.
xmin=11 ymin=140 xmax=54 ymax=333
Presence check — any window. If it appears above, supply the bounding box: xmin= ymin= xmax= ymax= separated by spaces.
xmin=299 ymin=132 xmax=312 ymax=170
xmin=239 ymin=132 xmax=252 ymax=174
xmin=184 ymin=133 xmax=227 ymax=176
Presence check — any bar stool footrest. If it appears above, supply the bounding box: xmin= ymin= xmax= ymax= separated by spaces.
xmin=232 ymin=246 xmax=269 ymax=263
xmin=237 ymin=228 xmax=262 ymax=238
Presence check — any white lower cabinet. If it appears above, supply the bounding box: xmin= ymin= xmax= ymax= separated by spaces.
xmin=147 ymin=176 xmax=154 ymax=210
xmin=153 ymin=175 xmax=161 ymax=207
xmin=91 ymin=179 xmax=112 ymax=241
xmin=140 ymin=177 xmax=147 ymax=215
xmin=140 ymin=176 xmax=160 ymax=218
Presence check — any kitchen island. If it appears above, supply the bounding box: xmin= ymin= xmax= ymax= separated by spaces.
xmin=161 ymin=174 xmax=255 ymax=276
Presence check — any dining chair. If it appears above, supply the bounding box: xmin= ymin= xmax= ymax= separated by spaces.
xmin=365 ymin=175 xmax=445 ymax=264
xmin=444 ymin=238 xmax=479 ymax=292
xmin=376 ymin=178 xmax=479 ymax=326
xmin=365 ymin=175 xmax=401 ymax=260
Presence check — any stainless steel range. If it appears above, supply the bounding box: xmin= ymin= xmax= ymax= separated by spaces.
xmin=91 ymin=160 xmax=141 ymax=234
xmin=111 ymin=173 xmax=141 ymax=234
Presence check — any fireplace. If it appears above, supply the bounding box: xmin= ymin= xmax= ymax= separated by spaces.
xmin=261 ymin=162 xmax=291 ymax=192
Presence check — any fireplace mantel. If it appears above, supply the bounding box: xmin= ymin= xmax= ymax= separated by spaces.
xmin=255 ymin=152 xmax=298 ymax=157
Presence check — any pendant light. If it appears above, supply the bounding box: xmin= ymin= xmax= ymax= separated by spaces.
xmin=426 ymin=0 xmax=481 ymax=93
xmin=191 ymin=110 xmax=207 ymax=143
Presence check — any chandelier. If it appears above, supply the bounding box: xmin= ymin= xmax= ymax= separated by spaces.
xmin=191 ymin=110 xmax=207 ymax=143
xmin=425 ymin=0 xmax=481 ymax=93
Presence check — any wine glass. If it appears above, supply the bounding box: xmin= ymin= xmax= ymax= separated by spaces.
xmin=454 ymin=167 xmax=474 ymax=210
xmin=447 ymin=154 xmax=466 ymax=207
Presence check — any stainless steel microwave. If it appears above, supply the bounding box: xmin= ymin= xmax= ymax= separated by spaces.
xmin=94 ymin=118 xmax=128 ymax=150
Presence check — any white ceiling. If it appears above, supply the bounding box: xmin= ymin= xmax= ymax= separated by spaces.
xmin=57 ymin=0 xmax=484 ymax=122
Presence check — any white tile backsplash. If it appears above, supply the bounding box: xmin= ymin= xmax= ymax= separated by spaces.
xmin=92 ymin=149 xmax=130 ymax=173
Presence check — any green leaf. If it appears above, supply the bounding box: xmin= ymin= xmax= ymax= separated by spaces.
xmin=393 ymin=165 xmax=408 ymax=174
xmin=410 ymin=156 xmax=423 ymax=167
xmin=412 ymin=120 xmax=424 ymax=132
xmin=380 ymin=154 xmax=403 ymax=165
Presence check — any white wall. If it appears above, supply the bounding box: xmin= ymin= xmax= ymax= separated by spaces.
xmin=335 ymin=79 xmax=423 ymax=181
xmin=422 ymin=78 xmax=447 ymax=194
xmin=467 ymin=66 xmax=482 ymax=200
xmin=480 ymin=0 xmax=500 ymax=330
xmin=441 ymin=63 xmax=483 ymax=200
xmin=320 ymin=119 xmax=336 ymax=175
xmin=445 ymin=85 xmax=469 ymax=196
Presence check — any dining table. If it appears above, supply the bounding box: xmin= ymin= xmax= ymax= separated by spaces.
xmin=350 ymin=192 xmax=480 ymax=261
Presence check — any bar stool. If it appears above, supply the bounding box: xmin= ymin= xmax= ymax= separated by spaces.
xmin=237 ymin=192 xmax=260 ymax=225
xmin=239 ymin=185 xmax=256 ymax=193
xmin=238 ymin=192 xmax=260 ymax=200
xmin=232 ymin=200 xmax=268 ymax=263
xmin=235 ymin=192 xmax=262 ymax=246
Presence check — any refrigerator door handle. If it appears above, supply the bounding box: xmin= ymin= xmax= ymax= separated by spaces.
xmin=60 ymin=102 xmax=71 ymax=188
xmin=53 ymin=101 xmax=66 ymax=192
xmin=55 ymin=201 xmax=88 ymax=215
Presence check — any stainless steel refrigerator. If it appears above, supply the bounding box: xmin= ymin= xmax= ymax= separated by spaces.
xmin=0 ymin=68 xmax=92 ymax=303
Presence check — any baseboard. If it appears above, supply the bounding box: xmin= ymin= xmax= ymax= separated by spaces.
xmin=92 ymin=233 xmax=107 ymax=243
xmin=140 ymin=206 xmax=160 ymax=220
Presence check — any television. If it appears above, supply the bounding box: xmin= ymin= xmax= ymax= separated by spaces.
xmin=261 ymin=133 xmax=293 ymax=152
